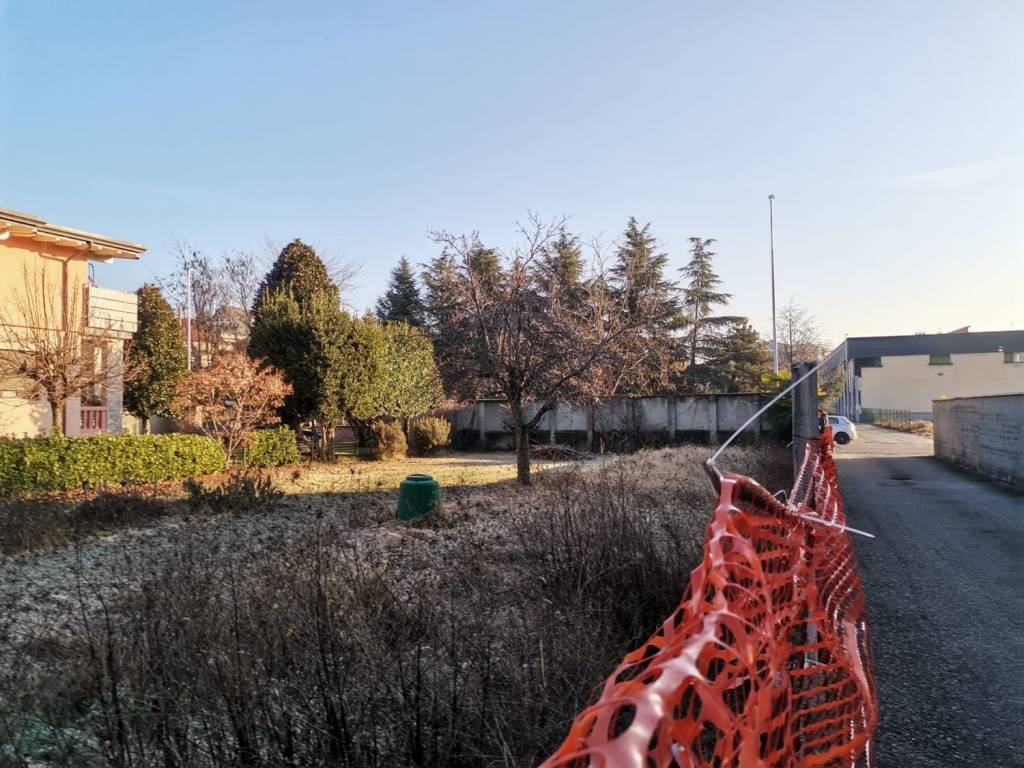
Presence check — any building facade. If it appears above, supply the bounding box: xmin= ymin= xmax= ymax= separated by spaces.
xmin=0 ymin=208 xmax=145 ymax=437
xmin=828 ymin=329 xmax=1024 ymax=421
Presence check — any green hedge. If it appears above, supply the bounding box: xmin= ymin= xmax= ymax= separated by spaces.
xmin=0 ymin=434 xmax=226 ymax=495
xmin=245 ymin=427 xmax=300 ymax=468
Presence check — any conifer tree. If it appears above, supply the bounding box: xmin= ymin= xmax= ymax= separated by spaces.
xmin=603 ymin=217 xmax=682 ymax=393
xmin=682 ymin=319 xmax=769 ymax=393
xmin=680 ymin=237 xmax=734 ymax=368
xmin=249 ymin=240 xmax=348 ymax=455
xmin=375 ymin=257 xmax=426 ymax=326
xmin=125 ymin=284 xmax=188 ymax=432
xmin=610 ymin=218 xmax=679 ymax=320
xmin=537 ymin=229 xmax=585 ymax=305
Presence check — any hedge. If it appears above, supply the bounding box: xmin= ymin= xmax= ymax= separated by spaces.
xmin=0 ymin=434 xmax=226 ymax=495
xmin=245 ymin=427 xmax=300 ymax=468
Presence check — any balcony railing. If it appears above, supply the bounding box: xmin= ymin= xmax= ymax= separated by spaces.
xmin=80 ymin=406 xmax=107 ymax=435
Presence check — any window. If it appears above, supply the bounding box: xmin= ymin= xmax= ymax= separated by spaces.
xmin=828 ymin=416 xmax=841 ymax=425
xmin=928 ymin=354 xmax=952 ymax=366
xmin=1005 ymin=351 xmax=1024 ymax=364
xmin=858 ymin=357 xmax=882 ymax=367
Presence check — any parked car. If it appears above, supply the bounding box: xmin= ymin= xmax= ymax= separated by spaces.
xmin=827 ymin=415 xmax=857 ymax=445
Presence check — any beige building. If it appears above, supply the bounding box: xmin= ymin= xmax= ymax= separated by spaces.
xmin=829 ymin=329 xmax=1024 ymax=421
xmin=0 ymin=208 xmax=145 ymax=437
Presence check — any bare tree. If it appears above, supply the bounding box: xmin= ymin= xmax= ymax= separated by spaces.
xmin=428 ymin=214 xmax=649 ymax=485
xmin=222 ymin=249 xmax=262 ymax=328
xmin=777 ymin=298 xmax=823 ymax=369
xmin=0 ymin=265 xmax=131 ymax=435
xmin=160 ymin=239 xmax=229 ymax=368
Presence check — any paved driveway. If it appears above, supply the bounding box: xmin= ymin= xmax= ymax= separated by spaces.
xmin=835 ymin=425 xmax=1024 ymax=766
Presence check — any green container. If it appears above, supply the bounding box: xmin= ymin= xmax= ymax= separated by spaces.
xmin=396 ymin=474 xmax=441 ymax=521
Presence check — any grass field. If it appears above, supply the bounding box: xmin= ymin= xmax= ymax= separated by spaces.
xmin=0 ymin=443 xmax=790 ymax=767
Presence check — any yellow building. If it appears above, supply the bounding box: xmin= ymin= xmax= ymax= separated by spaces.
xmin=0 ymin=208 xmax=145 ymax=437
xmin=828 ymin=328 xmax=1024 ymax=421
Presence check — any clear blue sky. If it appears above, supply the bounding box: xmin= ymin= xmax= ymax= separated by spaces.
xmin=2 ymin=1 xmax=1021 ymax=344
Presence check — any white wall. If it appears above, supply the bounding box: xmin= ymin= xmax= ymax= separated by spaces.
xmin=860 ymin=353 xmax=1024 ymax=413
xmin=0 ymin=397 xmax=52 ymax=437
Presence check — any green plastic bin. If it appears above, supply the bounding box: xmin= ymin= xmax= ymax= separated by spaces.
xmin=396 ymin=474 xmax=441 ymax=521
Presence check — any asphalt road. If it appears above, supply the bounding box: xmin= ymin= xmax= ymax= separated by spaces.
xmin=834 ymin=425 xmax=1024 ymax=767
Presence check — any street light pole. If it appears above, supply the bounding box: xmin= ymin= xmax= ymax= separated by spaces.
xmin=186 ymin=264 xmax=192 ymax=372
xmin=769 ymin=194 xmax=778 ymax=374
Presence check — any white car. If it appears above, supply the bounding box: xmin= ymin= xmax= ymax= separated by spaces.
xmin=827 ymin=415 xmax=857 ymax=445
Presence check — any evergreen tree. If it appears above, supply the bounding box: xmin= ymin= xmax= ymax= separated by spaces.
xmin=537 ymin=229 xmax=585 ymax=305
xmin=467 ymin=246 xmax=502 ymax=294
xmin=375 ymin=257 xmax=426 ymax=326
xmin=610 ymin=218 xmax=680 ymax=319
xmin=253 ymin=239 xmax=338 ymax=316
xmin=422 ymin=251 xmax=469 ymax=393
xmin=124 ymin=284 xmax=188 ymax=432
xmin=605 ymin=217 xmax=682 ymax=393
xmin=680 ymin=237 xmax=734 ymax=368
xmin=341 ymin=316 xmax=442 ymax=423
xmin=249 ymin=240 xmax=348 ymax=454
xmin=682 ymin=319 xmax=769 ymax=393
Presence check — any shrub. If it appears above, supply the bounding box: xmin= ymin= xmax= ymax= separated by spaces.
xmin=184 ymin=472 xmax=282 ymax=516
xmin=371 ymin=420 xmax=407 ymax=460
xmin=245 ymin=426 xmax=300 ymax=468
xmin=0 ymin=434 xmax=226 ymax=495
xmin=409 ymin=417 xmax=451 ymax=454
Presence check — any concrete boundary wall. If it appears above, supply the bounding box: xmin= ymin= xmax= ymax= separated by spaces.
xmin=933 ymin=394 xmax=1024 ymax=487
xmin=441 ymin=394 xmax=773 ymax=450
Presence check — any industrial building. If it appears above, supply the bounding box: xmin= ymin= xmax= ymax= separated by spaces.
xmin=828 ymin=328 xmax=1024 ymax=421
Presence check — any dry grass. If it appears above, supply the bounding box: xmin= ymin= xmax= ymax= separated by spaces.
xmin=273 ymin=452 xmax=567 ymax=495
xmin=875 ymin=419 xmax=934 ymax=438
xmin=0 ymin=443 xmax=790 ymax=768
xmin=0 ymin=453 xmax=567 ymax=557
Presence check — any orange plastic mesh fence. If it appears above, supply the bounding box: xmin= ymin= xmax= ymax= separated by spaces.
xmin=542 ymin=429 xmax=877 ymax=767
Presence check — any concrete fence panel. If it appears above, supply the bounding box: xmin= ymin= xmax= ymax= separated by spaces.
xmin=446 ymin=393 xmax=771 ymax=449
xmin=933 ymin=394 xmax=1024 ymax=487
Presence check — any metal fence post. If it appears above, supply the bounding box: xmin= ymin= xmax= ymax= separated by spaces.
xmin=792 ymin=362 xmax=819 ymax=479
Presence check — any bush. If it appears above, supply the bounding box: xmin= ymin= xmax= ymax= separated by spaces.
xmin=409 ymin=417 xmax=451 ymax=454
xmin=0 ymin=434 xmax=226 ymax=495
xmin=245 ymin=426 xmax=300 ymax=468
xmin=371 ymin=420 xmax=407 ymax=460
xmin=184 ymin=472 xmax=282 ymax=516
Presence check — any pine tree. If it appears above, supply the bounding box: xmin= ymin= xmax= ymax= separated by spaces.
xmin=604 ymin=217 xmax=682 ymax=393
xmin=684 ymin=319 xmax=769 ymax=393
xmin=680 ymin=237 xmax=734 ymax=368
xmin=125 ymin=285 xmax=188 ymax=432
xmin=468 ymin=247 xmax=502 ymax=293
xmin=375 ymin=257 xmax=426 ymax=326
xmin=537 ymin=229 xmax=585 ymax=305
xmin=610 ymin=218 xmax=679 ymax=320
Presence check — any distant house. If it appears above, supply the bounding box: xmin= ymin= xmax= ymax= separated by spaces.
xmin=827 ymin=327 xmax=1024 ymax=421
xmin=0 ymin=208 xmax=145 ymax=436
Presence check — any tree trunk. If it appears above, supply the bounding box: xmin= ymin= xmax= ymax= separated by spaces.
xmin=50 ymin=400 xmax=65 ymax=436
xmin=141 ymin=416 xmax=150 ymax=435
xmin=514 ymin=419 xmax=531 ymax=485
